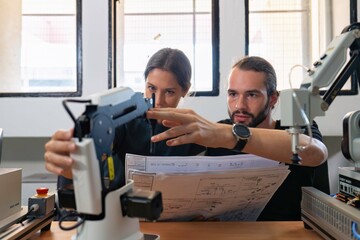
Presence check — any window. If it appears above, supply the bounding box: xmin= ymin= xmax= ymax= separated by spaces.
xmin=114 ymin=0 xmax=219 ymax=96
xmin=246 ymin=0 xmax=357 ymax=95
xmin=0 ymin=0 xmax=81 ymax=97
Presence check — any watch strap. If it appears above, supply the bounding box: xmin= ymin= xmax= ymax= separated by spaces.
xmin=232 ymin=138 xmax=248 ymax=152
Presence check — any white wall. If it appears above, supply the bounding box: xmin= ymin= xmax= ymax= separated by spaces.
xmin=0 ymin=0 xmax=359 ymax=137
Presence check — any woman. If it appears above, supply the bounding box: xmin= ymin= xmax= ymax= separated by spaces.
xmin=44 ymin=48 xmax=205 ymax=190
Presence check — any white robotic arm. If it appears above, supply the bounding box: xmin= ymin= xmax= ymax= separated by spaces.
xmin=60 ymin=87 xmax=162 ymax=240
xmin=280 ymin=23 xmax=360 ymax=165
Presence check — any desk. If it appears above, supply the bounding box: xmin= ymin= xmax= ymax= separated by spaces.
xmin=29 ymin=221 xmax=323 ymax=239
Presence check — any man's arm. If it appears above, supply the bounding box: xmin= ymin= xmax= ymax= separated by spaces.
xmin=147 ymin=108 xmax=328 ymax=167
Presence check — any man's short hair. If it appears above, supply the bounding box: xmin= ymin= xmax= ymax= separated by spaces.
xmin=233 ymin=56 xmax=278 ymax=97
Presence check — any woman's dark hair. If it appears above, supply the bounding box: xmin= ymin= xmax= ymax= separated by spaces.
xmin=144 ymin=48 xmax=192 ymax=91
xmin=232 ymin=56 xmax=278 ymax=97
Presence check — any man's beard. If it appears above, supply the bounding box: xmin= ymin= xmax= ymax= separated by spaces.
xmin=229 ymin=101 xmax=271 ymax=127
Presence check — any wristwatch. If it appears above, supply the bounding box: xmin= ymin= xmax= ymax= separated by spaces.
xmin=231 ymin=123 xmax=251 ymax=152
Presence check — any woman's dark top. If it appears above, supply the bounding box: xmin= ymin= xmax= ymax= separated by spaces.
xmin=58 ymin=118 xmax=205 ymax=191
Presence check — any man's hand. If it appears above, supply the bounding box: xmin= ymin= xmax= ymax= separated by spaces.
xmin=147 ymin=108 xmax=236 ymax=149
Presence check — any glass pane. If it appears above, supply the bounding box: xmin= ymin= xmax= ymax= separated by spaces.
xmin=249 ymin=0 xmax=304 ymax=11
xmin=194 ymin=13 xmax=212 ymax=91
xmin=118 ymin=0 xmax=214 ymax=93
xmin=248 ymin=0 xmax=353 ymax=93
xmin=124 ymin=0 xmax=194 ymax=14
xmin=22 ymin=0 xmax=75 ymax=14
xmin=123 ymin=14 xmax=195 ymax=92
xmin=249 ymin=12 xmax=306 ymax=89
xmin=21 ymin=15 xmax=77 ymax=92
xmin=0 ymin=0 xmax=78 ymax=95
xmin=195 ymin=0 xmax=211 ymax=12
xmin=124 ymin=15 xmax=194 ymax=44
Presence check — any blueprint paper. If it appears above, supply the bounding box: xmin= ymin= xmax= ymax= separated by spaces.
xmin=125 ymin=153 xmax=282 ymax=174
xmin=125 ymin=154 xmax=290 ymax=221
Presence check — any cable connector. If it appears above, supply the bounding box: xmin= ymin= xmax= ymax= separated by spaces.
xmin=30 ymin=203 xmax=40 ymax=212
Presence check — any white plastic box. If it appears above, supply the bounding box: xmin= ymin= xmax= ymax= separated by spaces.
xmin=0 ymin=168 xmax=22 ymax=221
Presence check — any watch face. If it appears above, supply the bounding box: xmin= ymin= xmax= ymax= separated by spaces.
xmin=234 ymin=124 xmax=251 ymax=139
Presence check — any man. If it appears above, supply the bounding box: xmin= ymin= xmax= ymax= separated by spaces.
xmin=147 ymin=56 xmax=328 ymax=221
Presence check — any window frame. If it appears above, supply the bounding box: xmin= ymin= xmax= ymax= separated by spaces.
xmin=111 ymin=0 xmax=220 ymax=97
xmin=245 ymin=0 xmax=359 ymax=96
xmin=0 ymin=0 xmax=83 ymax=98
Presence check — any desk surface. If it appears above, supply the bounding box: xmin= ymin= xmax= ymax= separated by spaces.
xmin=29 ymin=221 xmax=323 ymax=240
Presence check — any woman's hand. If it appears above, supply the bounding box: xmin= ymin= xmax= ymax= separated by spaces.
xmin=44 ymin=129 xmax=76 ymax=179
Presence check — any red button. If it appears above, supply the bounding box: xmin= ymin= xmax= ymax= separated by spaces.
xmin=36 ymin=187 xmax=49 ymax=195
